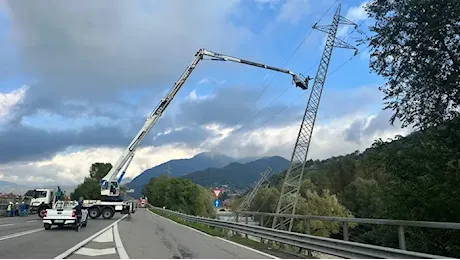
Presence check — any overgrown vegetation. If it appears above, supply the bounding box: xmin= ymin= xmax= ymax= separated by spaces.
xmin=143 ymin=175 xmax=216 ymax=218
xmin=71 ymin=163 xmax=112 ymax=200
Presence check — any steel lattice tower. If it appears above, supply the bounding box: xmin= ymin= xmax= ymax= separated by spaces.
xmin=231 ymin=167 xmax=272 ymax=222
xmin=272 ymin=4 xmax=357 ymax=231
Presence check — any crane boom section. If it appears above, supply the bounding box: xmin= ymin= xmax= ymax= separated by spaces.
xmin=101 ymin=48 xmax=310 ymax=197
xmin=202 ymin=49 xmax=296 ymax=76
xmin=100 ymin=51 xmax=204 ymax=194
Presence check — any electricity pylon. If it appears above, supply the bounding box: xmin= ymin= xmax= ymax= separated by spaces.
xmin=231 ymin=167 xmax=272 ymax=222
xmin=272 ymin=4 xmax=358 ymax=232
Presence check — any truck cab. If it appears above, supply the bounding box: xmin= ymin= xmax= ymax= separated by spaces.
xmin=139 ymin=197 xmax=148 ymax=208
xmin=29 ymin=189 xmax=54 ymax=218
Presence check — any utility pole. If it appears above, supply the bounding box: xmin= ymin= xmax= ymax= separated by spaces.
xmin=272 ymin=4 xmax=357 ymax=232
xmin=166 ymin=163 xmax=172 ymax=177
xmin=230 ymin=167 xmax=272 ymax=222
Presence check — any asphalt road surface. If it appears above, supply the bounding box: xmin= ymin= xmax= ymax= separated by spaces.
xmin=1 ymin=210 xmax=277 ymax=259
xmin=0 ymin=214 xmax=118 ymax=259
xmin=63 ymin=209 xmax=277 ymax=259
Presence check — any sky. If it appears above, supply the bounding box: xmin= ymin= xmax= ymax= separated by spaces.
xmin=0 ymin=0 xmax=411 ymax=186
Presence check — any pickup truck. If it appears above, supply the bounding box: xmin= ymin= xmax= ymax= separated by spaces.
xmin=43 ymin=200 xmax=88 ymax=230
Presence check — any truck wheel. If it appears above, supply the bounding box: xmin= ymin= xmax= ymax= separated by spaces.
xmin=102 ymin=207 xmax=115 ymax=219
xmin=88 ymin=207 xmax=101 ymax=219
xmin=38 ymin=205 xmax=49 ymax=218
xmin=44 ymin=224 xmax=51 ymax=230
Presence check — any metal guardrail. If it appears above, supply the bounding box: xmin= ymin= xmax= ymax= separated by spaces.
xmin=229 ymin=211 xmax=460 ymax=251
xmin=149 ymin=205 xmax=448 ymax=259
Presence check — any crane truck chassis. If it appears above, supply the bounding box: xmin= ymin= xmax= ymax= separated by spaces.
xmin=29 ymin=188 xmax=135 ymax=220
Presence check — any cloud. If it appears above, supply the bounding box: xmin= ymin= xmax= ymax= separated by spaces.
xmin=337 ymin=1 xmax=371 ymax=38
xmin=1 ymin=0 xmax=251 ymax=120
xmin=0 ymin=145 xmax=201 ymax=185
xmin=276 ymin=0 xmax=312 ymax=24
xmin=197 ymin=77 xmax=226 ymax=85
xmin=343 ymin=109 xmax=412 ymax=144
xmin=0 ymin=83 xmax=386 ymax=165
xmin=0 ymin=107 xmax=407 ymax=186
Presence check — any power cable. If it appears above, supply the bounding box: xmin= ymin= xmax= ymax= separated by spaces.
xmin=231 ymin=0 xmax=343 ymax=130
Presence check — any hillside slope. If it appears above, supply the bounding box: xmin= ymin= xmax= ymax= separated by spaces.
xmin=182 ymin=156 xmax=290 ymax=188
xmin=128 ymin=152 xmax=235 ymax=196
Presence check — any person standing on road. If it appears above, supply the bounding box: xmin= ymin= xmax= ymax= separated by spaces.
xmin=74 ymin=198 xmax=83 ymax=231
xmin=6 ymin=202 xmax=12 ymax=217
xmin=19 ymin=202 xmax=25 ymax=217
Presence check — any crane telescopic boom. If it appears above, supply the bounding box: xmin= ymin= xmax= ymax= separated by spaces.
xmin=100 ymin=48 xmax=311 ymax=199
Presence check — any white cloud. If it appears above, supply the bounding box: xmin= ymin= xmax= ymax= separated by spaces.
xmin=276 ymin=0 xmax=312 ymax=24
xmin=0 ymin=145 xmax=201 ymax=186
xmin=0 ymin=107 xmax=407 ymax=186
xmin=197 ymin=77 xmax=226 ymax=86
xmin=0 ymin=86 xmax=27 ymax=123
xmin=0 ymin=0 xmax=252 ymax=116
xmin=338 ymin=1 xmax=370 ymax=38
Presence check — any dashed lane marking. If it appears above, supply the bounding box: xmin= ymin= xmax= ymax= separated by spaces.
xmin=0 ymin=228 xmax=43 ymax=241
xmin=0 ymin=224 xmax=14 ymax=228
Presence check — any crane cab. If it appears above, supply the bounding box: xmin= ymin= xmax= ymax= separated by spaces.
xmin=100 ymin=181 xmax=120 ymax=197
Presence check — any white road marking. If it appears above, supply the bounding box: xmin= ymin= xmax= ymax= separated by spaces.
xmin=54 ymin=215 xmax=127 ymax=259
xmin=113 ymin=223 xmax=129 ymax=259
xmin=74 ymin=248 xmax=117 ymax=256
xmin=214 ymin=237 xmax=280 ymax=259
xmin=0 ymin=224 xmax=14 ymax=228
xmin=93 ymin=228 xmax=114 ymax=243
xmin=26 ymin=220 xmax=37 ymax=223
xmin=0 ymin=228 xmax=43 ymax=241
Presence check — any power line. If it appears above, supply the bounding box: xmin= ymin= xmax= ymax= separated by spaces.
xmin=231 ymin=0 xmax=344 ymax=131
xmin=236 ymin=24 xmax=370 ymax=134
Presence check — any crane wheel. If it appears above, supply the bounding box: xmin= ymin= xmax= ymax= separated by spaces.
xmin=88 ymin=207 xmax=101 ymax=219
xmin=102 ymin=207 xmax=115 ymax=219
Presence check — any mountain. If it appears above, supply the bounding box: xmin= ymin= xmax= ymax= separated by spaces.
xmin=0 ymin=181 xmax=30 ymax=194
xmin=0 ymin=181 xmax=76 ymax=196
xmin=181 ymin=156 xmax=290 ymax=188
xmin=128 ymin=152 xmax=236 ymax=197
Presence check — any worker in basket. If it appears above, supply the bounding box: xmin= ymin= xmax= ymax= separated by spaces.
xmin=74 ymin=197 xmax=83 ymax=232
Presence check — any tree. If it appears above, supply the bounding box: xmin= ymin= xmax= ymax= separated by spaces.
xmin=89 ymin=162 xmax=113 ymax=182
xmin=365 ymin=0 xmax=460 ymax=129
xmin=71 ymin=162 xmax=112 ymax=200
xmin=143 ymin=175 xmax=216 ymax=217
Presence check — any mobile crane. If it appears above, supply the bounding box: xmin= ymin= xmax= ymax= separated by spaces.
xmin=91 ymin=48 xmax=311 ymax=219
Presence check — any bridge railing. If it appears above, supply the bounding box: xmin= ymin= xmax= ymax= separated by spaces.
xmin=227 ymin=210 xmax=460 ymax=253
xmin=149 ymin=205 xmax=448 ymax=259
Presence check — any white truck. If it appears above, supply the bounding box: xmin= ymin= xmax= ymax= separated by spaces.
xmin=28 ymin=188 xmax=55 ymax=218
xmin=43 ymin=201 xmax=88 ymax=230
xmin=29 ymin=188 xmax=134 ymax=220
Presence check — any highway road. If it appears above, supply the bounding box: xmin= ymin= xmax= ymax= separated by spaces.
xmin=0 ymin=209 xmax=277 ymax=259
xmin=0 ymin=214 xmax=118 ymax=259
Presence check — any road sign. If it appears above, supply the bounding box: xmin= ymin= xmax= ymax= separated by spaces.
xmin=213 ymin=199 xmax=221 ymax=208
xmin=211 ymin=188 xmax=223 ymax=199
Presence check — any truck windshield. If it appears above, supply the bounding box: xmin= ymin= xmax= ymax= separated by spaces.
xmin=32 ymin=190 xmax=47 ymax=198
xmin=55 ymin=201 xmax=76 ymax=209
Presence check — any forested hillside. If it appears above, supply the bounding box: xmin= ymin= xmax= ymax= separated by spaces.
xmin=182 ymin=156 xmax=289 ymax=188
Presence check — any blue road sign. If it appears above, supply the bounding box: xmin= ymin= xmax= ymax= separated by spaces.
xmin=213 ymin=199 xmax=221 ymax=208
